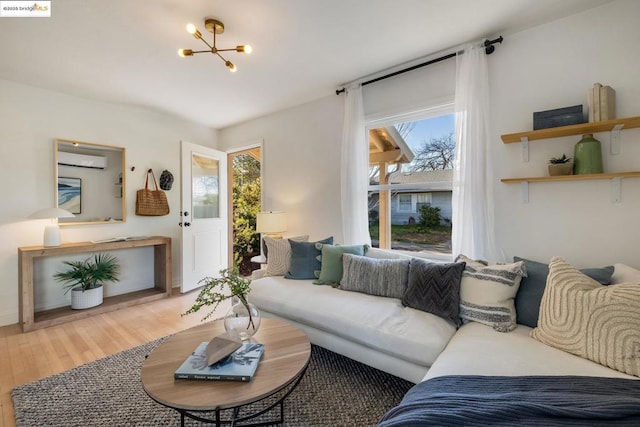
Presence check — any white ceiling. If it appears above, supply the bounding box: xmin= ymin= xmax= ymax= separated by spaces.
xmin=0 ymin=0 xmax=612 ymax=129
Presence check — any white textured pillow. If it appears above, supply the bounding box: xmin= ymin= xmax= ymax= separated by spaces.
xmin=264 ymin=235 xmax=308 ymax=276
xmin=532 ymin=257 xmax=640 ymax=377
xmin=611 ymin=263 xmax=640 ymax=285
xmin=456 ymin=254 xmax=525 ymax=333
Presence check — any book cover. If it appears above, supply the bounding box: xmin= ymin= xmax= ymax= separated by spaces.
xmin=174 ymin=342 xmax=265 ymax=382
xmin=599 ymin=85 xmax=615 ymax=121
xmin=592 ymin=82 xmax=602 ymax=122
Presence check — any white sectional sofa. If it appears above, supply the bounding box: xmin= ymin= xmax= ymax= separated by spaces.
xmin=250 ymin=245 xmax=640 ymax=424
xmin=249 ymin=248 xmax=455 ymax=383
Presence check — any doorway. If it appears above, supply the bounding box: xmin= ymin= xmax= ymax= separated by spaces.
xmin=227 ymin=144 xmax=262 ymax=276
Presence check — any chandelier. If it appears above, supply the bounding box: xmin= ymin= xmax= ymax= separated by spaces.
xmin=178 ymin=18 xmax=252 ymax=72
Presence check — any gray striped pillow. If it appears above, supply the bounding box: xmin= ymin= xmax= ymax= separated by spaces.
xmin=339 ymin=254 xmax=409 ymax=299
xmin=456 ymin=254 xmax=525 ymax=333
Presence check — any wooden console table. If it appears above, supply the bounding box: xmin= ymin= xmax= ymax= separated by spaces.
xmin=18 ymin=236 xmax=172 ymax=332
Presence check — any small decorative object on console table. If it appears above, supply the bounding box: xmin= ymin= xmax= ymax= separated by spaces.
xmin=53 ymin=253 xmax=120 ymax=309
xmin=573 ymin=134 xmax=603 ymax=175
xmin=548 ymin=154 xmax=573 ymax=176
xmin=182 ymin=268 xmax=261 ymax=340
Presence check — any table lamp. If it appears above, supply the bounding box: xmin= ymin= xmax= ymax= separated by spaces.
xmin=256 ymin=211 xmax=287 ymax=238
xmin=29 ymin=207 xmax=75 ymax=247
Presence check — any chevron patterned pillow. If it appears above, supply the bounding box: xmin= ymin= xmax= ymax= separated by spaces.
xmin=532 ymin=256 xmax=640 ymax=377
xmin=402 ymin=259 xmax=466 ymax=326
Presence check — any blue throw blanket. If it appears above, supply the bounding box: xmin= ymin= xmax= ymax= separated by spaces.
xmin=378 ymin=375 xmax=640 ymax=426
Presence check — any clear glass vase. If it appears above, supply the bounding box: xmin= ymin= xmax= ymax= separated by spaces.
xmin=224 ymin=297 xmax=261 ymax=340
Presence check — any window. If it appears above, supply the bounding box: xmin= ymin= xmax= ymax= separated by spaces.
xmin=367 ymin=107 xmax=454 ymax=254
xmin=397 ymin=194 xmax=413 ymax=212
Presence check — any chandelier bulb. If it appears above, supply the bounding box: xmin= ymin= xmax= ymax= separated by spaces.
xmin=237 ymin=45 xmax=252 ymax=54
xmin=178 ymin=49 xmax=193 ymax=57
xmin=226 ymin=61 xmax=237 ymax=72
xmin=186 ymin=23 xmax=201 ymax=39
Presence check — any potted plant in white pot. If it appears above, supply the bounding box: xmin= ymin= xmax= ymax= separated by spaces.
xmin=548 ymin=154 xmax=573 ymax=176
xmin=54 ymin=253 xmax=120 ymax=309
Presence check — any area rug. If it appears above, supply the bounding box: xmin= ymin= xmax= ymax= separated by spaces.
xmin=12 ymin=338 xmax=413 ymax=426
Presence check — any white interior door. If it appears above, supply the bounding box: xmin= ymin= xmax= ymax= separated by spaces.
xmin=180 ymin=141 xmax=228 ymax=293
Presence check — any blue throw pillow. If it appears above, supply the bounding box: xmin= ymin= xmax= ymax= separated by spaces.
xmin=285 ymin=237 xmax=333 ymax=279
xmin=514 ymin=256 xmax=614 ymax=328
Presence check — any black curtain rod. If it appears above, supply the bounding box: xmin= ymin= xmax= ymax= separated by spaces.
xmin=335 ymin=36 xmax=503 ymax=95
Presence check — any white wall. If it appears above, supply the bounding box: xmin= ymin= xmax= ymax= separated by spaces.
xmin=218 ymin=95 xmax=344 ymax=242
xmin=0 ymin=79 xmax=216 ymax=326
xmin=490 ymin=0 xmax=640 ymax=268
xmin=219 ymin=0 xmax=640 ymax=271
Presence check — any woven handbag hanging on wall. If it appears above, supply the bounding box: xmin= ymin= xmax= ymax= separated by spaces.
xmin=135 ymin=170 xmax=170 ymax=216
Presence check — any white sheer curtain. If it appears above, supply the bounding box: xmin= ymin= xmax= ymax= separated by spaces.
xmin=451 ymin=42 xmax=498 ymax=260
xmin=340 ymin=84 xmax=371 ymax=246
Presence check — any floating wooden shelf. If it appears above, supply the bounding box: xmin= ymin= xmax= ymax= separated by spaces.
xmin=501 ymin=171 xmax=640 ymax=184
xmin=18 ymin=236 xmax=172 ymax=332
xmin=501 ymin=115 xmax=640 ymax=144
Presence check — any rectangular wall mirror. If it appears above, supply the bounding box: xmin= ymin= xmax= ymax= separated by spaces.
xmin=55 ymin=138 xmax=126 ymax=225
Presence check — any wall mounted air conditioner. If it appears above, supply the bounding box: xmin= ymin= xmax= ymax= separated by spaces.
xmin=58 ymin=151 xmax=107 ymax=169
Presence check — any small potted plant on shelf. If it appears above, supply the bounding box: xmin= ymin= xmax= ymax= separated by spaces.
xmin=182 ymin=268 xmax=261 ymax=340
xmin=54 ymin=253 xmax=120 ymax=309
xmin=548 ymin=154 xmax=574 ymax=176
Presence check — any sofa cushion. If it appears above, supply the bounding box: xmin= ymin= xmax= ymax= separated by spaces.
xmin=531 ymin=257 xmax=640 ymax=377
xmin=314 ymin=244 xmax=368 ymax=285
xmin=249 ymin=275 xmax=456 ymax=367
xmin=456 ymin=255 xmax=525 ymax=333
xmin=425 ymin=322 xmax=634 ymax=381
xmin=403 ymin=259 xmax=466 ymax=326
xmin=514 ymin=256 xmax=614 ymax=328
xmin=264 ymin=235 xmax=308 ymax=276
xmin=285 ymin=236 xmax=333 ymax=280
xmin=339 ymin=254 xmax=409 ymax=299
xmin=611 ymin=263 xmax=640 ymax=285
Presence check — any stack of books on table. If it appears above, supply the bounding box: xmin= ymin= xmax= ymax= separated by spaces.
xmin=174 ymin=336 xmax=265 ymax=382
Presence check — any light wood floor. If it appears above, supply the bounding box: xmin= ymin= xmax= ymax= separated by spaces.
xmin=0 ymin=290 xmax=229 ymax=427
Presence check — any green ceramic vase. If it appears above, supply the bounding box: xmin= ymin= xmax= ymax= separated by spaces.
xmin=573 ymin=134 xmax=603 ymax=174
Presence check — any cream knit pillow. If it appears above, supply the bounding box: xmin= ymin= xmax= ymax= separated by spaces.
xmin=263 ymin=235 xmax=308 ymax=276
xmin=531 ymin=256 xmax=640 ymax=377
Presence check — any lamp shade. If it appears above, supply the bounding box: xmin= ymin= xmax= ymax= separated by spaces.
xmin=29 ymin=208 xmax=75 ymax=247
xmin=29 ymin=207 xmax=75 ymax=220
xmin=256 ymin=211 xmax=287 ymax=234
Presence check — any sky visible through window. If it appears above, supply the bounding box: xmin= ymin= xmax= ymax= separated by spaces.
xmin=400 ymin=114 xmax=455 ymax=167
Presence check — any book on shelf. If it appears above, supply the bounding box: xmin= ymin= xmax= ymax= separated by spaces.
xmin=599 ymin=85 xmax=616 ymax=121
xmin=593 ymin=82 xmax=602 ymax=122
xmin=174 ymin=341 xmax=265 ymax=382
xmin=90 ymin=236 xmax=150 ymax=243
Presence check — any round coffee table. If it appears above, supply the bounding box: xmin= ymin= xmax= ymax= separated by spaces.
xmin=141 ymin=317 xmax=311 ymax=426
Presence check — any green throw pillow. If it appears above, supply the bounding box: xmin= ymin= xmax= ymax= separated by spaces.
xmin=313 ymin=244 xmax=368 ymax=285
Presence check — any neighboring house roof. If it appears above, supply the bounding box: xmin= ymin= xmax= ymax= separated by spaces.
xmin=387 ymin=169 xmax=453 ymax=192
